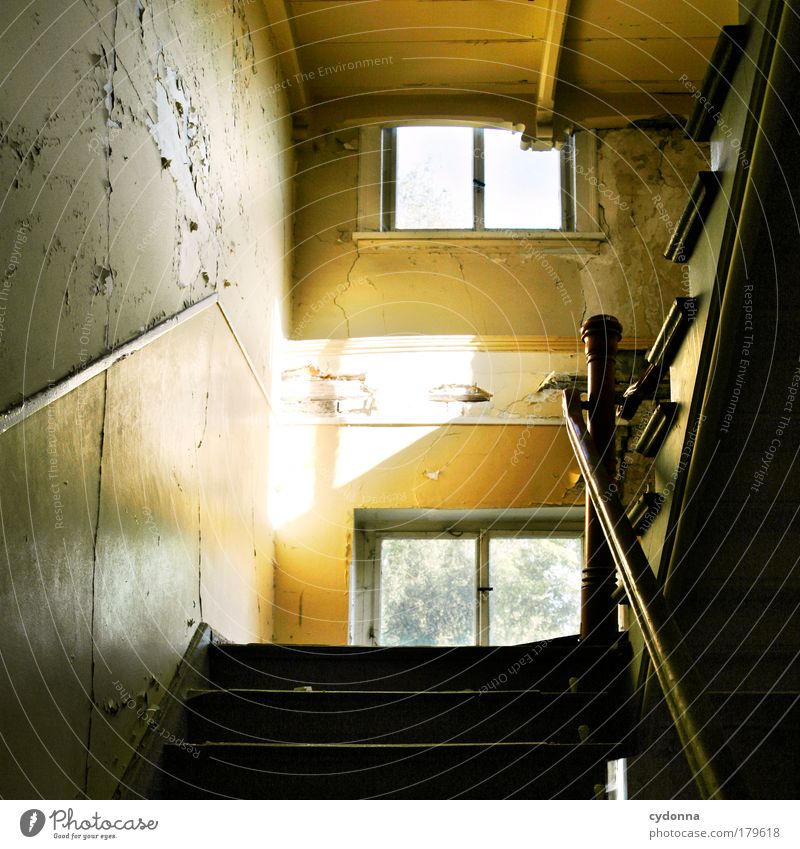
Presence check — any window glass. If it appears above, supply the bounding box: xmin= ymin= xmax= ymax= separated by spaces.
xmin=392 ymin=126 xmax=562 ymax=230
xmin=394 ymin=126 xmax=474 ymax=229
xmin=488 ymin=536 xmax=581 ymax=644
xmin=380 ymin=537 xmax=475 ymax=645
xmin=483 ymin=130 xmax=562 ymax=229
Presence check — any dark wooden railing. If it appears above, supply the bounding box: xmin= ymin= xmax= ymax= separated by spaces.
xmin=565 ymin=314 xmax=744 ymax=800
xmin=580 ymin=315 xmax=622 ymax=641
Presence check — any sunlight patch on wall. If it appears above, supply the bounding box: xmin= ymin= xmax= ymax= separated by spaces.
xmin=333 ymin=425 xmax=439 ymax=490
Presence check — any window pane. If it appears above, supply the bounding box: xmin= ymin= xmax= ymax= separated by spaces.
xmin=380 ymin=537 xmax=475 ymax=645
xmin=489 ymin=536 xmax=581 ymax=644
xmin=394 ymin=127 xmax=474 ymax=229
xmin=483 ymin=130 xmax=561 ymax=229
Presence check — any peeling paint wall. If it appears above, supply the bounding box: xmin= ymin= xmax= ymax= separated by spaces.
xmin=587 ymin=128 xmax=710 ymax=335
xmin=1 ymin=1 xmax=291 ymax=798
xmin=89 ymin=307 xmax=273 ymax=798
xmin=0 ymin=0 xmax=292 ymax=409
xmin=279 ymin=342 xmax=657 ymax=425
xmin=0 ymin=306 xmax=274 ymax=799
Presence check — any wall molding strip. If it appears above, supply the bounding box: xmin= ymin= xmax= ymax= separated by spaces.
xmin=0 ymin=294 xmax=219 ymax=436
xmin=285 ymin=334 xmax=653 ymax=359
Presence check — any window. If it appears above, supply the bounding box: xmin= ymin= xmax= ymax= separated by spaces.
xmin=355 ymin=126 xmax=600 ymax=239
xmin=352 ymin=508 xmax=583 ymax=646
xmin=383 ymin=126 xmax=563 ymax=231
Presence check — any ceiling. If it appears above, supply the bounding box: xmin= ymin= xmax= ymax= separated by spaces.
xmin=263 ymin=0 xmax=740 ymax=140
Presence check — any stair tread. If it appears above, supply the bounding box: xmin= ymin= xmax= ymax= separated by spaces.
xmin=158 ymin=739 xmax=616 ymax=799
xmin=208 ymin=638 xmax=631 ymax=692
xmin=182 ymin=685 xmax=630 ymax=747
xmin=215 ymin=636 xmax=606 ymax=654
xmin=186 ymin=687 xmax=611 ymax=696
xmin=186 ymin=687 xmax=786 ymax=695
xmin=170 ymin=740 xmax=618 ymax=749
xmin=160 ymin=638 xmax=634 ymax=799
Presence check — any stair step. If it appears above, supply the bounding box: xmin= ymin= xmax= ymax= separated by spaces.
xmin=184 ymin=688 xmax=632 ymax=746
xmin=209 ymin=637 xmax=630 ymax=693
xmin=157 ymin=638 xmax=635 ymax=799
xmin=159 ymin=741 xmax=617 ymax=799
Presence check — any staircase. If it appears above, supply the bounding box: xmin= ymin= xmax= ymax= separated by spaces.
xmin=588 ymin=2 xmax=800 ymax=799
xmin=156 ymin=636 xmax=633 ymax=799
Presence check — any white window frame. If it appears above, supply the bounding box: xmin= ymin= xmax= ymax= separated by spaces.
xmin=356 ymin=125 xmax=600 ymax=238
xmin=350 ymin=507 xmax=584 ymax=646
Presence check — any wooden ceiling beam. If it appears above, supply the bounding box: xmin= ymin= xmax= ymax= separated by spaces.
xmin=263 ymin=0 xmax=310 ymax=114
xmin=536 ymin=0 xmax=571 ymax=141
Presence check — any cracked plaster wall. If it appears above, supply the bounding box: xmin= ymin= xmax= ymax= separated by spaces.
xmin=1 ymin=0 xmax=292 ymax=409
xmin=272 ymin=125 xmax=707 ymax=643
xmin=0 ymin=0 xmax=291 ymax=797
xmin=291 ymin=126 xmax=708 ymax=341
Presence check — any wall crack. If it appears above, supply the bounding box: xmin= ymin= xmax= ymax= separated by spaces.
xmin=332 ymin=254 xmax=360 ymax=336
xmin=84 ymin=370 xmax=108 ymax=796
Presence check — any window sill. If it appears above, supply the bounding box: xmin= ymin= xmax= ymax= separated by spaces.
xmin=351 ymin=230 xmax=607 ymax=254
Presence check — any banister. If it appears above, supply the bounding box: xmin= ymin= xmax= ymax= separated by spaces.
xmin=580 ymin=314 xmax=622 ymax=641
xmin=563 ymin=388 xmax=745 ymax=799
xmin=685 ymin=25 xmax=750 ymax=141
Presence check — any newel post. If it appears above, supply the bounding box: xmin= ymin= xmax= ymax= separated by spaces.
xmin=580 ymin=314 xmax=623 ymax=642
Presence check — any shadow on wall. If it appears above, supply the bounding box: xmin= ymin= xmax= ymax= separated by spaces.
xmin=0 ymin=308 xmax=274 ymax=799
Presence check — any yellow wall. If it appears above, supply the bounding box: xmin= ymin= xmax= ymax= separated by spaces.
xmin=291 ymin=127 xmax=709 ymax=340
xmin=273 ymin=423 xmax=581 ymax=643
xmin=0 ymin=307 xmax=274 ymax=797
xmin=273 ymin=124 xmax=709 ymax=644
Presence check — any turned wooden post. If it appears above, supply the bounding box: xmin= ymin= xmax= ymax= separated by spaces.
xmin=580 ymin=314 xmax=623 ymax=642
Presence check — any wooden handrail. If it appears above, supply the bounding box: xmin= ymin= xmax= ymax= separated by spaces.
xmin=563 ymin=389 xmax=745 ymax=799
xmin=685 ymin=25 xmax=750 ymax=141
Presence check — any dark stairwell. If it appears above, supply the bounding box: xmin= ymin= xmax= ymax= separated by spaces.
xmin=6 ymin=0 xmax=800 ymax=807
xmin=626 ymin=0 xmax=800 ymax=799
xmin=149 ymin=5 xmax=800 ymax=803
xmin=153 ymin=637 xmax=633 ymax=799
xmin=573 ymin=1 xmax=800 ymax=799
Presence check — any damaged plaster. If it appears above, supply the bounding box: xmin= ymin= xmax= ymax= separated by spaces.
xmin=271 ymin=124 xmax=706 ymax=643
xmin=0 ymin=0 xmax=292 ymax=799
xmin=0 ymin=0 xmax=293 ymax=411
xmin=291 ymin=126 xmax=708 ymax=341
